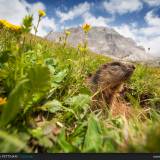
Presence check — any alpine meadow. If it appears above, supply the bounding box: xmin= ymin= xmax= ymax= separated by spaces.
xmin=0 ymin=7 xmax=160 ymax=153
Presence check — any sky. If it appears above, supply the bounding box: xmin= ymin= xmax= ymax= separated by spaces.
xmin=0 ymin=0 xmax=160 ymax=57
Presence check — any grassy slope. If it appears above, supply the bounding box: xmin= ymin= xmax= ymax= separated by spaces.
xmin=0 ymin=30 xmax=160 ymax=153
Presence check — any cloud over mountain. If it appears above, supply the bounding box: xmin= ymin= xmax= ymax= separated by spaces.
xmin=0 ymin=0 xmax=56 ymax=36
xmin=102 ymin=0 xmax=143 ymax=15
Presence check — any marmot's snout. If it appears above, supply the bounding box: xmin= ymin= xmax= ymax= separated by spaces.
xmin=128 ymin=64 xmax=135 ymax=71
xmin=125 ymin=64 xmax=135 ymax=78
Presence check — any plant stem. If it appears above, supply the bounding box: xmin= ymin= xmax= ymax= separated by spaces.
xmin=35 ymin=17 xmax=41 ymax=36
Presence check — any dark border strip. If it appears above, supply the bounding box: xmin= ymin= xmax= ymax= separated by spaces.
xmin=0 ymin=153 xmax=160 ymax=160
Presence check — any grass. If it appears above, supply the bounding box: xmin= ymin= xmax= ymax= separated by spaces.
xmin=0 ymin=15 xmax=160 ymax=153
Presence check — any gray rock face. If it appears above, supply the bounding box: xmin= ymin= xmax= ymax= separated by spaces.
xmin=46 ymin=26 xmax=153 ymax=62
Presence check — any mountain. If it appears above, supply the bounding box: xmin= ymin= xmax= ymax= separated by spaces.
xmin=46 ymin=26 xmax=154 ymax=62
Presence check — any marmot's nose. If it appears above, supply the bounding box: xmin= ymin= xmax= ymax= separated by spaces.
xmin=126 ymin=64 xmax=135 ymax=75
xmin=128 ymin=64 xmax=135 ymax=71
xmin=130 ymin=64 xmax=135 ymax=70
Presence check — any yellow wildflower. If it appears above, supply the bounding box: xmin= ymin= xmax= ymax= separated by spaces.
xmin=65 ymin=30 xmax=71 ymax=36
xmin=0 ymin=19 xmax=21 ymax=32
xmin=77 ymin=44 xmax=86 ymax=52
xmin=0 ymin=19 xmax=10 ymax=28
xmin=10 ymin=25 xmax=21 ymax=32
xmin=80 ymin=47 xmax=87 ymax=52
xmin=82 ymin=23 xmax=91 ymax=33
xmin=0 ymin=19 xmax=5 ymax=28
xmin=0 ymin=19 xmax=6 ymax=25
xmin=38 ymin=10 xmax=46 ymax=17
xmin=0 ymin=97 xmax=7 ymax=105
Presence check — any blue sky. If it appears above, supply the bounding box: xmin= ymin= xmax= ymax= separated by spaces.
xmin=26 ymin=0 xmax=160 ymax=28
xmin=0 ymin=0 xmax=160 ymax=56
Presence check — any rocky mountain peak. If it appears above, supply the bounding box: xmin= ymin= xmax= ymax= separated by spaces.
xmin=46 ymin=26 xmax=154 ymax=62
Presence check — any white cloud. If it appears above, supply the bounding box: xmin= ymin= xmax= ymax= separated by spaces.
xmin=103 ymin=0 xmax=143 ymax=15
xmin=139 ymin=36 xmax=160 ymax=57
xmin=35 ymin=17 xmax=56 ymax=36
xmin=143 ymin=0 xmax=160 ymax=6
xmin=113 ymin=24 xmax=136 ymax=40
xmin=56 ymin=2 xmax=92 ymax=23
xmin=139 ymin=26 xmax=160 ymax=36
xmin=113 ymin=10 xmax=160 ymax=57
xmin=145 ymin=10 xmax=160 ymax=26
xmin=0 ymin=0 xmax=56 ymax=36
xmin=82 ymin=12 xmax=113 ymax=27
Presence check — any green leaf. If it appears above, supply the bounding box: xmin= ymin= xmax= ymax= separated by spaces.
xmin=39 ymin=137 xmax=53 ymax=148
xmin=30 ymin=127 xmax=43 ymax=138
xmin=27 ymin=65 xmax=51 ymax=93
xmin=65 ymin=94 xmax=90 ymax=108
xmin=54 ymin=70 xmax=67 ymax=83
xmin=65 ymin=94 xmax=91 ymax=112
xmin=0 ymin=50 xmax=11 ymax=64
xmin=0 ymin=79 xmax=29 ymax=126
xmin=30 ymin=127 xmax=53 ymax=148
xmin=45 ymin=58 xmax=57 ymax=67
xmin=48 ymin=65 xmax=55 ymax=75
xmin=0 ymin=130 xmax=29 ymax=152
xmin=83 ymin=114 xmax=103 ymax=152
xmin=145 ymin=123 xmax=160 ymax=152
xmin=64 ymin=94 xmax=91 ymax=120
xmin=69 ymin=122 xmax=87 ymax=149
xmin=41 ymin=100 xmax=63 ymax=113
xmin=57 ymin=129 xmax=77 ymax=152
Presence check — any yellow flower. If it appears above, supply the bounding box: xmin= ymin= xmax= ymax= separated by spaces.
xmin=0 ymin=19 xmax=6 ymax=25
xmin=38 ymin=10 xmax=46 ymax=17
xmin=0 ymin=97 xmax=7 ymax=105
xmin=0 ymin=19 xmax=5 ymax=28
xmin=0 ymin=19 xmax=9 ymax=28
xmin=65 ymin=30 xmax=71 ymax=36
xmin=77 ymin=44 xmax=86 ymax=52
xmin=82 ymin=23 xmax=91 ymax=33
xmin=0 ymin=19 xmax=21 ymax=32
xmin=10 ymin=25 xmax=21 ymax=32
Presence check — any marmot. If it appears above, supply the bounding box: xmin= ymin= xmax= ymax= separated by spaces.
xmin=86 ymin=61 xmax=135 ymax=118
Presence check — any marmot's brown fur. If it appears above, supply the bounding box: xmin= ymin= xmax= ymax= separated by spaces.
xmin=86 ymin=61 xmax=135 ymax=118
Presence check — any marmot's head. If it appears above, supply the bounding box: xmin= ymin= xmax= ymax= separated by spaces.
xmin=89 ymin=61 xmax=135 ymax=90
